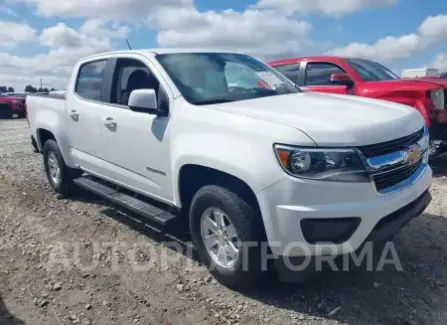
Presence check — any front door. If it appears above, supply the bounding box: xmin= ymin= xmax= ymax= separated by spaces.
xmin=98 ymin=56 xmax=173 ymax=203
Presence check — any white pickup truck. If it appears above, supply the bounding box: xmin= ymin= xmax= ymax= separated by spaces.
xmin=27 ymin=49 xmax=432 ymax=288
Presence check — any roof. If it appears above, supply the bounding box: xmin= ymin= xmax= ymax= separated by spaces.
xmin=81 ymin=48 xmax=245 ymax=61
xmin=268 ymin=56 xmax=366 ymax=66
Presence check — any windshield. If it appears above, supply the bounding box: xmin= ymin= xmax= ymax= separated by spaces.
xmin=156 ymin=53 xmax=299 ymax=105
xmin=346 ymin=58 xmax=400 ymax=82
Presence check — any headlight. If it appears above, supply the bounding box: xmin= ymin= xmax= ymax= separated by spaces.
xmin=274 ymin=145 xmax=370 ymax=182
xmin=427 ymin=89 xmax=445 ymax=110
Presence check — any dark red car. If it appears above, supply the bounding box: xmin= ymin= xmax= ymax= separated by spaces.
xmin=0 ymin=93 xmax=27 ymax=119
xmin=269 ymin=56 xmax=447 ymax=155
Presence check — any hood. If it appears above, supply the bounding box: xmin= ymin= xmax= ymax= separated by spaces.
xmin=207 ymin=92 xmax=424 ymax=147
xmin=408 ymin=77 xmax=447 ymax=87
xmin=359 ymin=79 xmax=442 ymax=92
xmin=0 ymin=96 xmax=24 ymax=101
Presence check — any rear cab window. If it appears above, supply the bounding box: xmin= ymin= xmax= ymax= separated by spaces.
xmin=75 ymin=60 xmax=107 ymax=101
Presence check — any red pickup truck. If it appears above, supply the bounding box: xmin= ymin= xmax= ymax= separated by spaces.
xmin=0 ymin=94 xmax=27 ymax=119
xmin=269 ymin=56 xmax=447 ymax=156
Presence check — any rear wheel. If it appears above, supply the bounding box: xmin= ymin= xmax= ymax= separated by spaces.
xmin=0 ymin=104 xmax=13 ymax=119
xmin=43 ymin=139 xmax=78 ymax=196
xmin=189 ymin=185 xmax=265 ymax=289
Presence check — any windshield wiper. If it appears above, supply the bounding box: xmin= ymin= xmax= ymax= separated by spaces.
xmin=195 ymin=98 xmax=236 ymax=105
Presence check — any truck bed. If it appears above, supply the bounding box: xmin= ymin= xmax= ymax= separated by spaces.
xmin=26 ymin=93 xmax=67 ymax=147
xmin=29 ymin=91 xmax=66 ymax=100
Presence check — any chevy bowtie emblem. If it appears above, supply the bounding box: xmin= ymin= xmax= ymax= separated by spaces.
xmin=404 ymin=144 xmax=422 ymax=164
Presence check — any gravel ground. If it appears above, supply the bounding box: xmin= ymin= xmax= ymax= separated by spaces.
xmin=1 ymin=118 xmax=447 ymax=325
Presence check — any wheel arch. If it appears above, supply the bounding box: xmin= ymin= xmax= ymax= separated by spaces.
xmin=177 ymin=164 xmax=261 ymax=216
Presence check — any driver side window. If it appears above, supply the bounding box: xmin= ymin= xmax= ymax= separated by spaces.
xmin=305 ymin=62 xmax=346 ymax=86
xmin=111 ymin=59 xmax=159 ymax=106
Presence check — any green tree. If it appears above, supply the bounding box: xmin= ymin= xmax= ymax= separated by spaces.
xmin=24 ymin=85 xmax=37 ymax=93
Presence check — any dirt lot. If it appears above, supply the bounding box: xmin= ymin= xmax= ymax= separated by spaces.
xmin=1 ymin=119 xmax=447 ymax=325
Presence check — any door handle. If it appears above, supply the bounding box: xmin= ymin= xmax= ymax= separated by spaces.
xmin=69 ymin=110 xmax=79 ymax=121
xmin=103 ymin=117 xmax=117 ymax=128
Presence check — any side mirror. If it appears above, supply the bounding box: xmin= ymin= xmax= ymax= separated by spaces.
xmin=128 ymin=89 xmax=158 ymax=114
xmin=330 ymin=72 xmax=354 ymax=87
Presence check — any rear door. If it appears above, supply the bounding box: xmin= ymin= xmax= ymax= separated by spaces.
xmin=301 ymin=61 xmax=349 ymax=94
xmin=67 ymin=59 xmax=109 ymax=174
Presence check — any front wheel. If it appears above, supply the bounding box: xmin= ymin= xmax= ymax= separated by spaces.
xmin=0 ymin=105 xmax=13 ymax=119
xmin=43 ymin=139 xmax=77 ymax=196
xmin=189 ymin=185 xmax=265 ymax=289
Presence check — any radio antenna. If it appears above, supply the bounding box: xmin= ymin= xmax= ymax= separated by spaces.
xmin=125 ymin=39 xmax=132 ymax=50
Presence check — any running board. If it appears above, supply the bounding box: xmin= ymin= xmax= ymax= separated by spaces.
xmin=73 ymin=176 xmax=178 ymax=227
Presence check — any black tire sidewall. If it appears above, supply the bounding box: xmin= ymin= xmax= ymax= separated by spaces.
xmin=0 ymin=105 xmax=12 ymax=119
xmin=43 ymin=139 xmax=72 ymax=195
xmin=190 ymin=185 xmax=263 ymax=288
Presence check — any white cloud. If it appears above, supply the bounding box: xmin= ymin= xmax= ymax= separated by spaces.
xmin=156 ymin=8 xmax=312 ymax=59
xmin=255 ymin=0 xmax=397 ymax=15
xmin=0 ymin=19 xmax=130 ymax=90
xmin=418 ymin=14 xmax=447 ymax=40
xmin=328 ymin=34 xmax=427 ymax=61
xmin=429 ymin=53 xmax=447 ymax=73
xmin=327 ymin=14 xmax=447 ymax=62
xmin=39 ymin=20 xmax=130 ymax=49
xmin=0 ymin=21 xmax=36 ymax=48
xmin=12 ymin=0 xmax=192 ymax=19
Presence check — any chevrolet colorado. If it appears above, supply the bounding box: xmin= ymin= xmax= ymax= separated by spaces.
xmin=269 ymin=56 xmax=447 ymax=156
xmin=27 ymin=49 xmax=432 ymax=288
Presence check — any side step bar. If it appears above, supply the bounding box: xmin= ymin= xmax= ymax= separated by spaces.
xmin=73 ymin=176 xmax=178 ymax=227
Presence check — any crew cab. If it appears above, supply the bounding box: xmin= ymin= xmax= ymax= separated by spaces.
xmin=269 ymin=56 xmax=447 ymax=156
xmin=27 ymin=49 xmax=432 ymax=288
xmin=0 ymin=93 xmax=26 ymax=119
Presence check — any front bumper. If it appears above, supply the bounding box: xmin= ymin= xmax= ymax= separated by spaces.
xmin=256 ymin=163 xmax=432 ymax=257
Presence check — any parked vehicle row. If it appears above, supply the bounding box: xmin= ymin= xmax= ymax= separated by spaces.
xmin=269 ymin=56 xmax=447 ymax=157
xmin=0 ymin=93 xmax=27 ymax=119
xmin=26 ymin=49 xmax=432 ymax=289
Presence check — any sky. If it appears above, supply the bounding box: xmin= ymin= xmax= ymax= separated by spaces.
xmin=1 ymin=0 xmax=447 ymax=91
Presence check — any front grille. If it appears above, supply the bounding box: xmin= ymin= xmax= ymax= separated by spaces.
xmin=358 ymin=128 xmax=424 ymax=158
xmin=372 ymin=158 xmax=423 ymax=192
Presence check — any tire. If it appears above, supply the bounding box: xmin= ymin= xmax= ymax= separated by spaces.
xmin=18 ymin=111 xmax=26 ymax=119
xmin=189 ymin=185 xmax=266 ymax=289
xmin=43 ymin=139 xmax=77 ymax=196
xmin=0 ymin=104 xmax=13 ymax=119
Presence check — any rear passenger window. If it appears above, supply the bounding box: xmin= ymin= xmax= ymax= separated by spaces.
xmin=75 ymin=60 xmax=107 ymax=101
xmin=273 ymin=63 xmax=300 ymax=83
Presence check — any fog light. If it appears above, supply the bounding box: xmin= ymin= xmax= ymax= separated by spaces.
xmin=301 ymin=217 xmax=361 ymax=244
